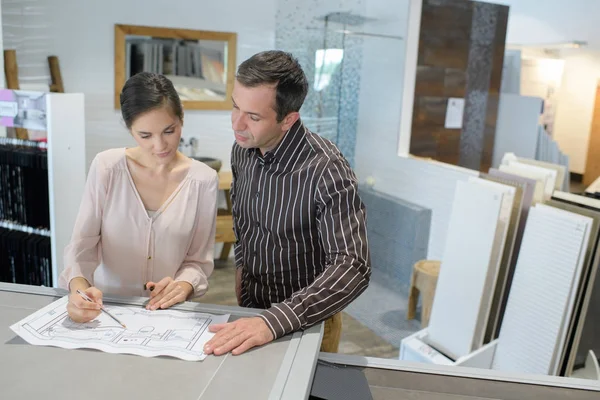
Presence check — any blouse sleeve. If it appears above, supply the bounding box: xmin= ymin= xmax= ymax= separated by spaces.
xmin=59 ymin=155 xmax=109 ymax=290
xmin=174 ymin=172 xmax=219 ymax=297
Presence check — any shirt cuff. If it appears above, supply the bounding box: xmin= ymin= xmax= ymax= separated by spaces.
xmin=59 ymin=266 xmax=94 ymax=292
xmin=259 ymin=303 xmax=302 ymax=339
xmin=174 ymin=270 xmax=208 ymax=298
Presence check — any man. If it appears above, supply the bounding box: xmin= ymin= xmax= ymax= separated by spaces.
xmin=204 ymin=50 xmax=370 ymax=356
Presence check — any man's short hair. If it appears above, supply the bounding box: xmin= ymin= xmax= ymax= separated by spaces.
xmin=236 ymin=50 xmax=309 ymax=122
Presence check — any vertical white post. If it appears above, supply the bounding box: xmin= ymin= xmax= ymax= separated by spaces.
xmin=397 ymin=0 xmax=422 ymax=156
xmin=46 ymin=93 xmax=87 ymax=286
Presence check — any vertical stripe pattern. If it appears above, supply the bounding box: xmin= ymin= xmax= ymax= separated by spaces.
xmin=230 ymin=120 xmax=371 ymax=339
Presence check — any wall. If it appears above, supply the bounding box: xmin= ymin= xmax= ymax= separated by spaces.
xmin=480 ymin=0 xmax=600 ymax=174
xmin=355 ymin=0 xmax=477 ymax=259
xmin=500 ymin=49 xmax=521 ymax=94
xmin=3 ymin=0 xmax=276 ymax=170
xmin=9 ymin=0 xmax=593 ymax=259
xmin=383 ymin=0 xmax=600 ymax=256
xmin=1 ymin=0 xmax=54 ymax=137
xmin=1 ymin=0 xmax=55 ymax=89
xmin=378 ymin=0 xmax=600 ymax=259
xmin=552 ymin=51 xmax=600 ymax=173
xmin=491 ymin=93 xmax=544 ymax=168
xmin=509 ymin=49 xmax=600 ymax=175
xmin=518 ymin=56 xmax=564 ymax=137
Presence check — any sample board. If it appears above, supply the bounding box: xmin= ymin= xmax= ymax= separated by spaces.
xmin=493 ymin=204 xmax=592 ymax=375
xmin=428 ymin=179 xmax=507 ymax=359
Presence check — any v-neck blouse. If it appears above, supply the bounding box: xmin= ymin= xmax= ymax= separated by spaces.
xmin=59 ymin=148 xmax=219 ymax=298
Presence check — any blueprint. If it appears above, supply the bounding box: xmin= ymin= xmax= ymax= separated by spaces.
xmin=10 ymin=295 xmax=230 ymax=361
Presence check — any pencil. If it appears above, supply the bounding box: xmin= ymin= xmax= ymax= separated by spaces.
xmin=76 ymin=289 xmax=127 ymax=329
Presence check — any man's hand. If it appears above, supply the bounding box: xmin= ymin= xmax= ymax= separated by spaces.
xmin=67 ymin=286 xmax=103 ymax=323
xmin=204 ymin=317 xmax=274 ymax=356
xmin=145 ymin=277 xmax=193 ymax=310
xmin=235 ymin=268 xmax=243 ymax=306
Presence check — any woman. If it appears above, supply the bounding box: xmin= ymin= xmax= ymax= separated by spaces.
xmin=59 ymin=72 xmax=218 ymax=323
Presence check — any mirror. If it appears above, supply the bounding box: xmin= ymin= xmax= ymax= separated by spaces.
xmin=114 ymin=24 xmax=237 ymax=110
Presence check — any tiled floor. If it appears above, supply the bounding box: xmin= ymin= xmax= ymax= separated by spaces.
xmin=195 ymin=260 xmax=400 ymax=359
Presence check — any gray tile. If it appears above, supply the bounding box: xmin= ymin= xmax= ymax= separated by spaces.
xmin=360 ymin=186 xmax=431 ymax=293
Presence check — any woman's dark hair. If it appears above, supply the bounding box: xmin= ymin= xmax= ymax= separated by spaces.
xmin=236 ymin=50 xmax=308 ymax=122
xmin=119 ymin=72 xmax=183 ymax=129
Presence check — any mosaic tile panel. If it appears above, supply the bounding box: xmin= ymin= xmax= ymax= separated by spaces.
xmin=459 ymin=1 xmax=498 ymax=170
xmin=275 ymin=0 xmax=367 ymax=166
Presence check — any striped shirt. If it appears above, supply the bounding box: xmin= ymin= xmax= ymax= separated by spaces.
xmin=230 ymin=119 xmax=371 ymax=339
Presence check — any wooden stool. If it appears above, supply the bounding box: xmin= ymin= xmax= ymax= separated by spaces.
xmin=406 ymin=260 xmax=441 ymax=328
xmin=215 ymin=171 xmax=236 ymax=260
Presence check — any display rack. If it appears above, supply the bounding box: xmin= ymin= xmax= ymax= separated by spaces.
xmin=400 ymin=328 xmax=497 ymax=369
xmin=0 ymin=90 xmax=86 ymax=287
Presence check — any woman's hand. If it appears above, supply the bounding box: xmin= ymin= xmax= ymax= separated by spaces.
xmin=67 ymin=286 xmax=103 ymax=323
xmin=145 ymin=277 xmax=193 ymax=310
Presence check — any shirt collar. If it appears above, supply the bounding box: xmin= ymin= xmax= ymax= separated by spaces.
xmin=246 ymin=119 xmax=305 ymax=164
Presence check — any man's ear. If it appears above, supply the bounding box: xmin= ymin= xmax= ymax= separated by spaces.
xmin=280 ymin=111 xmax=300 ymax=132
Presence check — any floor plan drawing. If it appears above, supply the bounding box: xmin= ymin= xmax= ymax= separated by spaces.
xmin=10 ymin=295 xmax=230 ymax=361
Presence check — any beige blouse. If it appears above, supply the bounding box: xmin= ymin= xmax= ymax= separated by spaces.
xmin=59 ymin=148 xmax=218 ymax=298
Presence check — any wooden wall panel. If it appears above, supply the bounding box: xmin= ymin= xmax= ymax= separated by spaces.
xmin=410 ymin=0 xmax=509 ymax=172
